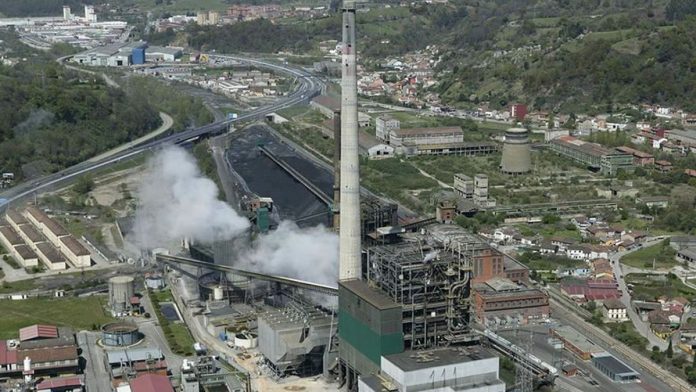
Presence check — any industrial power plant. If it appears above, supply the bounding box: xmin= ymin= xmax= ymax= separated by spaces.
xmin=147 ymin=3 xmax=560 ymax=392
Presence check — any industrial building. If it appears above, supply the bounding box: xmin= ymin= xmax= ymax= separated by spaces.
xmin=400 ymin=141 xmax=498 ymax=157
xmin=500 ymin=127 xmax=531 ymax=175
xmin=257 ymin=302 xmax=334 ymax=376
xmin=472 ymin=278 xmax=549 ymax=326
xmin=453 ymin=174 xmax=495 ymax=208
xmin=310 ymin=95 xmax=341 ymax=118
xmin=388 ymin=126 xmax=464 ymax=147
xmin=548 ymin=136 xmax=634 ymax=175
xmin=592 ymin=353 xmax=640 ymax=383
xmin=375 ymin=114 xmax=400 ymax=141
xmin=106 ymin=347 xmax=168 ymax=382
xmin=72 ymin=42 xmax=182 ymax=67
xmin=0 ymin=325 xmax=79 ymax=379
xmin=102 ymin=322 xmax=141 ymax=346
xmin=359 ymin=347 xmax=505 ymax=392
xmin=551 ymin=325 xmax=603 ymax=360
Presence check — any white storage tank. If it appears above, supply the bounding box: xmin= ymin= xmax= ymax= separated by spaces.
xmin=234 ymin=332 xmax=258 ymax=349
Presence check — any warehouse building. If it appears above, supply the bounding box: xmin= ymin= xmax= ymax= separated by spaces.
xmin=6 ymin=209 xmax=28 ymax=231
xmin=145 ymin=46 xmax=183 ymax=62
xmin=72 ymin=41 xmax=147 ymax=67
xmin=35 ymin=242 xmax=67 ymax=270
xmin=615 ymin=146 xmax=654 ymax=166
xmin=0 ymin=224 xmax=38 ymax=268
xmin=389 ymin=126 xmax=463 ymax=147
xmin=549 ymin=136 xmax=633 ymax=175
xmin=551 ymin=325 xmax=603 ymax=360
xmin=13 ymin=245 xmax=39 ymax=268
xmin=60 ymin=236 xmax=91 ymax=267
xmin=592 ymin=353 xmax=640 ymax=383
xmin=473 ymin=278 xmax=549 ymax=326
xmin=400 ymin=141 xmax=498 ymax=157
xmin=17 ymin=223 xmax=43 ymax=247
xmin=359 ymin=347 xmax=505 ymax=392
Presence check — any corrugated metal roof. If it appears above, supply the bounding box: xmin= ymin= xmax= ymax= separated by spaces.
xmin=0 ymin=341 xmax=18 ymax=365
xmin=19 ymin=325 xmax=58 ymax=341
xmin=129 ymin=374 xmax=174 ymax=392
xmin=106 ymin=348 xmax=164 ymax=364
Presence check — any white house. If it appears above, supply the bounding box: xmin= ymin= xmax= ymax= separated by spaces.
xmin=603 ymin=298 xmax=628 ymax=322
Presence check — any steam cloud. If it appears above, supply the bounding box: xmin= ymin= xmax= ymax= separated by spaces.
xmin=132 ymin=146 xmax=250 ymax=249
xmin=242 ymin=221 xmax=339 ymax=287
xmin=133 ymin=146 xmax=338 ymax=286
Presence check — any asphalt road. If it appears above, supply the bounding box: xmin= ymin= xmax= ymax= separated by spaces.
xmin=0 ymin=54 xmax=324 ymax=209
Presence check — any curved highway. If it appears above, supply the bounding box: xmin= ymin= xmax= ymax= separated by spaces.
xmin=0 ymin=54 xmax=324 ymax=207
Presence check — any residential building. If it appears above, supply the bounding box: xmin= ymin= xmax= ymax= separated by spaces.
xmin=655 ymin=160 xmax=673 ymax=173
xmin=603 ymin=298 xmax=628 ymax=322
xmin=509 ymin=103 xmax=527 ymax=121
xmin=375 ymin=115 xmax=400 ymax=141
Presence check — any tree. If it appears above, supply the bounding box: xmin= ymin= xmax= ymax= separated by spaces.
xmin=667 ymin=339 xmax=674 ymax=358
xmin=73 ymin=176 xmax=95 ymax=195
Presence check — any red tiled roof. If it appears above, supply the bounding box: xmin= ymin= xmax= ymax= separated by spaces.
xmin=35 ymin=376 xmax=84 ymax=389
xmin=0 ymin=341 xmax=18 ymax=366
xmin=130 ymin=374 xmax=174 ymax=392
xmin=19 ymin=324 xmax=58 ymax=341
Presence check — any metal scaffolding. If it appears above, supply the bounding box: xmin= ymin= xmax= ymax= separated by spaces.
xmin=364 ymin=225 xmax=487 ymax=349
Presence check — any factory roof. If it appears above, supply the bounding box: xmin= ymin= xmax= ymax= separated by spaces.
xmin=0 ymin=341 xmax=17 ymax=366
xmin=6 ymin=210 xmax=27 ymax=225
xmin=592 ymin=353 xmax=640 ymax=377
xmin=14 ymin=245 xmax=37 ymax=261
xmin=35 ymin=376 xmax=84 ymax=390
xmin=340 ymin=279 xmax=400 ymax=311
xmin=18 ymin=224 xmax=43 ymax=243
xmin=0 ymin=226 xmax=23 ymax=245
xmin=19 ymin=334 xmax=75 ymax=350
xmin=552 ymin=325 xmax=603 ymax=354
xmin=42 ymin=216 xmax=69 ymax=237
xmin=484 ymin=277 xmax=520 ymax=292
xmin=36 ymin=242 xmax=66 ymax=264
xmin=552 ymin=136 xmax=612 ymax=158
xmin=414 ymin=141 xmax=498 ymax=150
xmin=19 ymin=324 xmax=58 ymax=341
xmin=19 ymin=345 xmax=78 ymax=364
xmin=146 ymin=45 xmax=182 ymax=56
xmin=60 ymin=236 xmax=90 ymax=256
xmin=383 ymin=347 xmax=495 ymax=372
xmin=106 ymin=347 xmax=164 ymax=365
xmin=678 ymin=247 xmax=696 ymax=261
xmin=129 ymin=374 xmax=174 ymax=392
xmin=616 ymin=146 xmax=653 ymax=158
xmin=503 ymin=255 xmax=527 ymax=272
xmin=391 ymin=126 xmax=463 ymax=137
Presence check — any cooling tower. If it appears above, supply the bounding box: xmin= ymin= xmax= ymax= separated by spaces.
xmin=500 ymin=127 xmax=531 ymax=175
xmin=338 ymin=1 xmax=361 ymax=281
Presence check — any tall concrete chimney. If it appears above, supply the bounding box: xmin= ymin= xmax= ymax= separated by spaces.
xmin=332 ymin=109 xmax=341 ymax=230
xmin=339 ymin=1 xmax=361 ymax=281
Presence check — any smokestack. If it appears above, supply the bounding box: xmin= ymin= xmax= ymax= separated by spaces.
xmin=339 ymin=1 xmax=360 ymax=281
xmin=332 ymin=109 xmax=341 ymax=230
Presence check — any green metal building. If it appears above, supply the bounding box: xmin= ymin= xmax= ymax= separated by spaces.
xmin=338 ymin=279 xmax=403 ymax=378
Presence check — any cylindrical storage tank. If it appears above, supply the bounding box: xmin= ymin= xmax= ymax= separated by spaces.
xmin=212 ymin=286 xmax=224 ymax=301
xmin=501 ymin=127 xmax=532 ymax=175
xmin=109 ymin=276 xmax=135 ymax=313
xmin=102 ymin=322 xmax=140 ymax=346
xmin=234 ymin=332 xmax=258 ymax=349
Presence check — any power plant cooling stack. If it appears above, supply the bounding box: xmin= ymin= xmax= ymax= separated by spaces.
xmin=500 ymin=127 xmax=532 ymax=175
xmin=339 ymin=1 xmax=361 ymax=281
xmin=108 ymin=275 xmax=135 ymax=313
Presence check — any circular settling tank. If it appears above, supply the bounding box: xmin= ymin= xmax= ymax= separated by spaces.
xmin=102 ymin=322 xmax=140 ymax=346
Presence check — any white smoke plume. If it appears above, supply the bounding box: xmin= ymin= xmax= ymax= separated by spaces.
xmin=132 ymin=146 xmax=250 ymax=249
xmin=133 ymin=146 xmax=339 ymax=286
xmin=241 ymin=221 xmax=338 ymax=287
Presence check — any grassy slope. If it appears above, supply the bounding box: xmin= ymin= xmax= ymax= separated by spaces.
xmin=0 ymin=296 xmax=113 ymax=338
